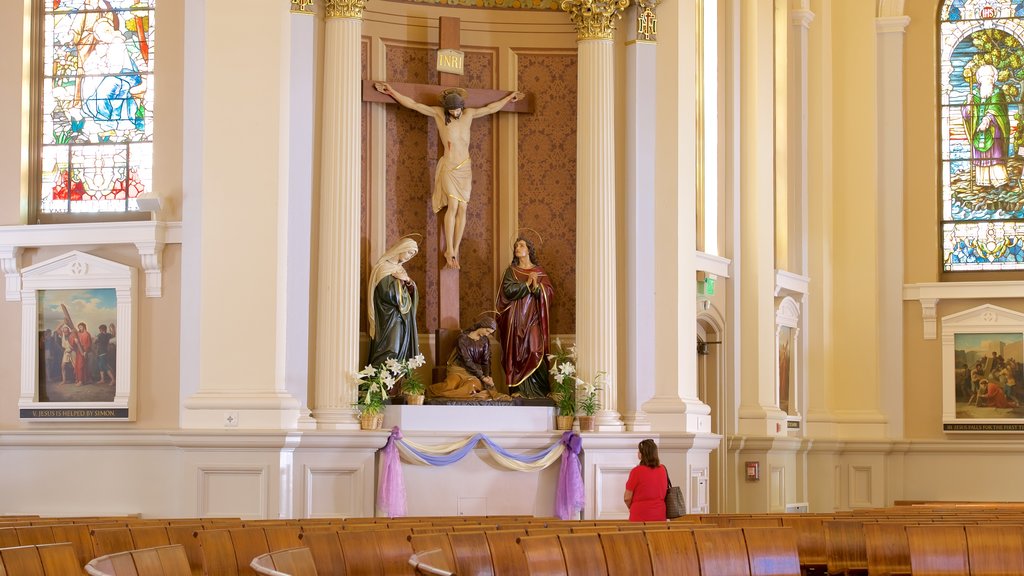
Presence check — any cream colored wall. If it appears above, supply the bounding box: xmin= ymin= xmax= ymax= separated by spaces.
xmin=0 ymin=1 xmax=184 ymax=429
xmin=0 ymin=2 xmax=29 ymax=223
xmin=827 ymin=0 xmax=881 ymax=422
xmin=196 ymin=0 xmax=287 ymax=397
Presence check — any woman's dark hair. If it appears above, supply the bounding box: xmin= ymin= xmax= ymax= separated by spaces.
xmin=638 ymin=439 xmax=660 ymax=468
xmin=512 ymin=236 xmax=539 ymax=266
xmin=466 ymin=317 xmax=497 ymax=334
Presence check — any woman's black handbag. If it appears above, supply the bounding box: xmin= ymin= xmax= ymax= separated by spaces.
xmin=665 ymin=471 xmax=686 ymax=518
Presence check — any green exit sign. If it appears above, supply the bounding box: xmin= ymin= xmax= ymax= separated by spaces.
xmin=703 ymin=277 xmax=715 ymax=296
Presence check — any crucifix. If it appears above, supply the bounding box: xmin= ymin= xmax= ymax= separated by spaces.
xmin=363 ymin=17 xmax=532 ymax=381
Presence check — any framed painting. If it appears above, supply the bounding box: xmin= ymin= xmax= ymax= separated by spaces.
xmin=19 ymin=251 xmax=136 ymax=420
xmin=943 ymin=304 xmax=1024 ymax=431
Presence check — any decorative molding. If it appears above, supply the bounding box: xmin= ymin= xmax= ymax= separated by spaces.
xmin=696 ymin=251 xmax=731 ymax=278
xmin=197 ymin=466 xmax=268 ymax=518
xmin=0 ymin=221 xmax=180 ymax=299
xmin=875 ymin=15 xmax=910 ymax=35
xmin=304 ymin=465 xmax=365 ymax=517
xmin=876 ymin=0 xmax=905 ymax=18
xmin=1 ymin=246 xmax=23 ymax=301
xmin=560 ymin=0 xmax=630 ymax=40
xmin=904 ymin=281 xmax=1024 ymax=339
xmin=790 ymin=8 xmax=814 ymax=29
xmin=291 ymin=0 xmax=316 ymax=14
xmin=324 ymin=0 xmax=365 ymax=18
xmin=775 ymin=270 xmax=809 ymax=298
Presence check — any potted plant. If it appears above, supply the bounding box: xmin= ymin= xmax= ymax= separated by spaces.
xmin=576 ymin=372 xmax=604 ymax=432
xmin=353 ymin=363 xmax=397 ymax=429
xmin=400 ymin=354 xmax=427 ymax=405
xmin=549 ymin=339 xmax=578 ymax=430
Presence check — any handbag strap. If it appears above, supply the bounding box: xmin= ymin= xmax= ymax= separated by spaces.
xmin=665 ymin=465 xmax=672 ymax=487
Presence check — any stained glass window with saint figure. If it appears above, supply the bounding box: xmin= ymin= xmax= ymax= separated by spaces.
xmin=42 ymin=0 xmax=155 ymax=215
xmin=939 ymin=0 xmax=1024 ymax=270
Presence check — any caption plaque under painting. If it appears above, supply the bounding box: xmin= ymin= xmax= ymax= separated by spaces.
xmin=19 ymin=251 xmax=137 ymax=421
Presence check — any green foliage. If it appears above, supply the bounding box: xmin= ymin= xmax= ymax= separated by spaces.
xmin=964 ymin=29 xmax=1024 ymax=101
xmin=354 ymin=354 xmax=426 ymax=414
xmin=577 ymin=372 xmax=604 ymax=417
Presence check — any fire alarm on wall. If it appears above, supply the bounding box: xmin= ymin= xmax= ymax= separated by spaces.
xmin=745 ymin=461 xmax=760 ymax=481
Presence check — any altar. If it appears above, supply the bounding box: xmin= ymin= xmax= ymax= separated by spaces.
xmin=384 ymin=404 xmax=557 ymax=433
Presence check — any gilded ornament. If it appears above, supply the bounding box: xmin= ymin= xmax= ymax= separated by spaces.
xmin=636 ymin=2 xmax=656 ymax=42
xmin=290 ymin=0 xmax=316 ymax=14
xmin=324 ymin=0 xmax=366 ymax=18
xmin=560 ymin=0 xmax=631 ymax=40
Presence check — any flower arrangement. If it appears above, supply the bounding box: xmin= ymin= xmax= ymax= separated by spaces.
xmin=354 ymin=354 xmax=426 ymax=415
xmin=549 ymin=339 xmax=579 ymax=417
xmin=577 ymin=371 xmax=604 ymax=417
xmin=400 ymin=354 xmax=427 ymax=396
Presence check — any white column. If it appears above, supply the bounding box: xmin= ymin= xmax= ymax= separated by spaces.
xmin=735 ymin=0 xmax=785 ymax=437
xmin=623 ymin=1 xmax=656 ymax=432
xmin=562 ymin=0 xmax=627 ymax=431
xmin=647 ymin=0 xmax=710 ymax=433
xmin=876 ymin=13 xmax=910 ymax=440
xmin=312 ymin=0 xmax=366 ymax=429
xmin=284 ymin=1 xmax=317 ymax=427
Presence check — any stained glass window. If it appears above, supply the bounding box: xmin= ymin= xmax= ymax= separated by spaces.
xmin=41 ymin=0 xmax=155 ymax=215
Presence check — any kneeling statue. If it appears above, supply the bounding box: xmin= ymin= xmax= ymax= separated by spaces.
xmin=428 ymin=318 xmax=510 ymax=401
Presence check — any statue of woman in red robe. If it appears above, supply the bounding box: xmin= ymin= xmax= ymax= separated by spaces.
xmin=496 ymin=237 xmax=552 ymax=398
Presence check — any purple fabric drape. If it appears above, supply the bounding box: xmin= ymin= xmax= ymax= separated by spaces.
xmin=377 ymin=427 xmax=407 ymax=518
xmin=555 ymin=431 xmax=585 ymax=520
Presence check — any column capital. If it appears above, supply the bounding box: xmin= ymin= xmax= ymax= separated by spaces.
xmin=561 ymin=0 xmax=630 ymax=41
xmin=790 ymin=9 xmax=814 ymax=30
xmin=290 ymin=0 xmax=315 ymax=14
xmin=324 ymin=0 xmax=366 ymax=19
xmin=876 ymin=15 xmax=910 ymax=35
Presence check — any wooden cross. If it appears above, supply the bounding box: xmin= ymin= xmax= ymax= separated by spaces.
xmin=364 ymin=17 xmax=532 ymax=380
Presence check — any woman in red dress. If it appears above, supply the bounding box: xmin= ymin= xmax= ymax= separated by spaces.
xmin=624 ymin=439 xmax=668 ymax=521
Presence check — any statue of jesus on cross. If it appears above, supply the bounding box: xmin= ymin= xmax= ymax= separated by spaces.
xmin=374 ymin=82 xmax=525 ymax=270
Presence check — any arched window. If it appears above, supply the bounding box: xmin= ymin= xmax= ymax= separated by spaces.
xmin=940 ymin=0 xmax=1024 ymax=271
xmin=40 ymin=0 xmax=155 ymax=216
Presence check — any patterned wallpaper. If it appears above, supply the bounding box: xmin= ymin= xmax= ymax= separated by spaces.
xmin=516 ymin=53 xmax=577 ymax=335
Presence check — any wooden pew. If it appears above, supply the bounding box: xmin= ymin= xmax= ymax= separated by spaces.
xmin=0 ymin=542 xmax=80 ymax=576
xmin=693 ymin=528 xmax=751 ymax=576
xmin=558 ymin=533 xmax=608 ymax=576
xmin=598 ymin=531 xmax=653 ymax=576
xmin=644 ymin=529 xmax=701 ymax=576
xmin=905 ymin=525 xmax=968 ymax=576
xmin=965 ymin=524 xmax=1024 ymax=575
xmin=780 ymin=516 xmax=827 ymax=575
xmin=863 ymin=523 xmax=911 ymax=576
xmin=297 ymin=531 xmax=346 ymax=576
xmin=485 ymin=529 xmax=528 ymax=576
xmin=408 ymin=532 xmax=455 ymax=574
xmin=518 ymin=534 xmax=567 ymax=576
xmin=742 ymin=527 xmax=801 ymax=576
xmin=447 ymin=531 xmax=495 ymax=576
xmin=85 ymin=544 xmax=191 ymax=576
xmin=250 ymin=546 xmax=316 ymax=576
xmin=823 ymin=520 xmax=868 ymax=575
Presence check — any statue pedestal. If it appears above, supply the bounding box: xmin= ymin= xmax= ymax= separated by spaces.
xmin=383 ymin=404 xmax=556 ymax=433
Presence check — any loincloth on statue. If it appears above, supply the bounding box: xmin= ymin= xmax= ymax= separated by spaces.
xmin=432 ymin=155 xmax=472 ymax=214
